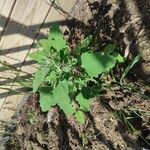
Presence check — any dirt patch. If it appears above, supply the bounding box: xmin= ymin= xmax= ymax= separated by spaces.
xmin=3 ymin=95 xmax=141 ymax=150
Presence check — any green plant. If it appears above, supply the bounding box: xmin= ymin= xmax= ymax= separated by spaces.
xmin=29 ymin=24 xmax=123 ymax=124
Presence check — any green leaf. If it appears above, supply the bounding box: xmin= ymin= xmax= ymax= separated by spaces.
xmin=120 ymin=55 xmax=140 ymax=84
xmin=74 ymin=111 xmax=85 ymax=124
xmin=45 ymin=71 xmax=57 ymax=82
xmin=39 ymin=87 xmax=56 ymax=112
xmin=33 ymin=67 xmax=49 ymax=92
xmin=48 ymin=24 xmax=67 ymax=51
xmin=104 ymin=43 xmax=117 ymax=54
xmin=37 ymin=39 xmax=53 ymax=54
xmin=76 ymin=92 xmax=91 ymax=111
xmin=53 ymin=80 xmax=75 ymax=116
xmin=81 ymin=52 xmax=116 ymax=77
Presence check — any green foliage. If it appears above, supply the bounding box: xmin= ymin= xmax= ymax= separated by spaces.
xmin=53 ymin=80 xmax=75 ymax=116
xmin=33 ymin=67 xmax=49 ymax=92
xmin=76 ymin=92 xmax=91 ymax=112
xmin=39 ymin=87 xmax=56 ymax=112
xmin=29 ymin=24 xmax=123 ymax=124
xmin=81 ymin=52 xmax=116 ymax=77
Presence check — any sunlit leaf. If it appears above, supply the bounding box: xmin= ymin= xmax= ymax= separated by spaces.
xmin=53 ymin=80 xmax=75 ymax=116
xmin=81 ymin=52 xmax=116 ymax=77
xmin=45 ymin=71 xmax=57 ymax=82
xmin=76 ymin=92 xmax=91 ymax=111
xmin=39 ymin=87 xmax=56 ymax=112
xmin=33 ymin=67 xmax=49 ymax=92
xmin=48 ymin=24 xmax=67 ymax=51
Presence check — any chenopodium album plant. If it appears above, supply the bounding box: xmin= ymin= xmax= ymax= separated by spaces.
xmin=29 ymin=24 xmax=124 ymax=124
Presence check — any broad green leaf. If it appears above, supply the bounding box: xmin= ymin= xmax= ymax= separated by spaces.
xmin=45 ymin=71 xmax=57 ymax=82
xmin=103 ymin=44 xmax=124 ymax=63
xmin=76 ymin=92 xmax=91 ymax=111
xmin=38 ymin=40 xmax=57 ymax=55
xmin=68 ymin=80 xmax=78 ymax=93
xmin=112 ymin=53 xmax=124 ymax=63
xmin=33 ymin=67 xmax=49 ymax=92
xmin=53 ymin=80 xmax=75 ymax=116
xmin=48 ymin=24 xmax=67 ymax=51
xmin=38 ymin=39 xmax=53 ymax=53
xmin=36 ymin=24 xmax=67 ymax=55
xmin=60 ymin=80 xmax=69 ymax=92
xmin=39 ymin=87 xmax=56 ymax=112
xmin=74 ymin=111 xmax=85 ymax=124
xmin=104 ymin=43 xmax=117 ymax=54
xmin=81 ymin=52 xmax=116 ymax=77
xmin=120 ymin=55 xmax=140 ymax=84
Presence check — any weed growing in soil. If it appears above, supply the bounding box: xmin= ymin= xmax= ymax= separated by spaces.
xmin=29 ymin=24 xmax=124 ymax=124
